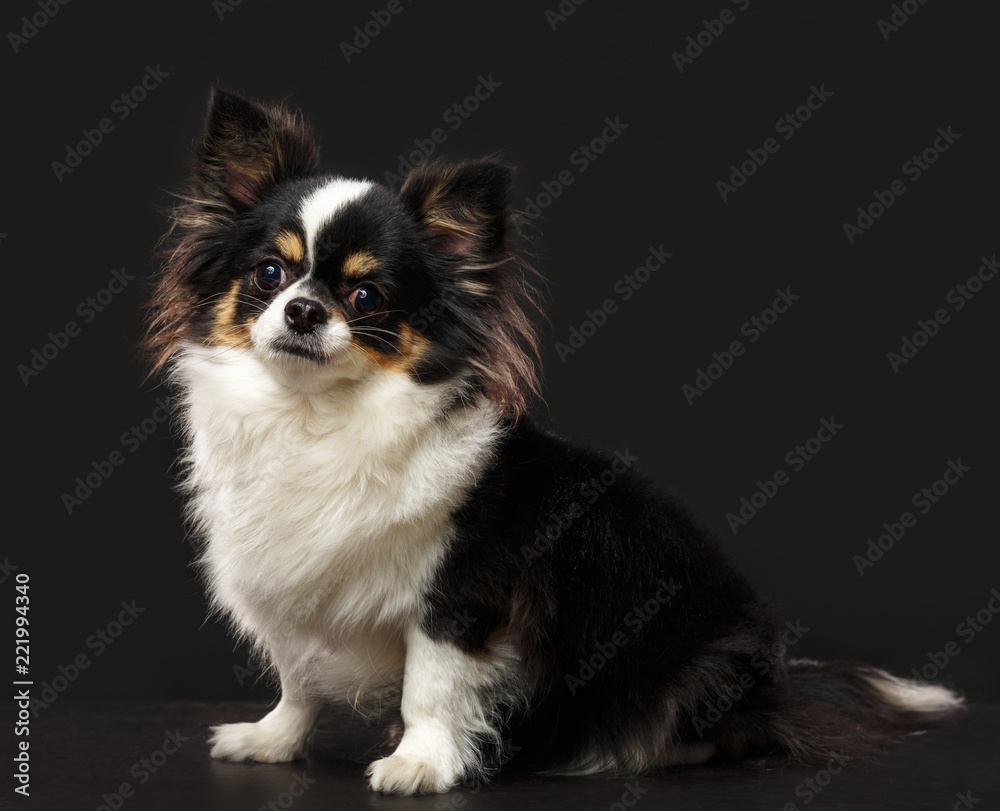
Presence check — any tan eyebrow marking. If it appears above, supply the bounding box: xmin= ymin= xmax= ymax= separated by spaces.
xmin=342 ymin=251 xmax=378 ymax=279
xmin=275 ymin=230 xmax=305 ymax=264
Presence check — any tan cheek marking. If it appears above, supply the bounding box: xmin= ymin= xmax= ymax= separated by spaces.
xmin=275 ymin=230 xmax=305 ymax=264
xmin=354 ymin=324 xmax=430 ymax=373
xmin=209 ymin=280 xmax=252 ymax=348
xmin=399 ymin=324 xmax=430 ymax=364
xmin=342 ymin=251 xmax=379 ymax=279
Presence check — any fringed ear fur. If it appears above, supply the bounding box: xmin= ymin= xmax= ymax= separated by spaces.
xmin=399 ymin=159 xmax=512 ymax=259
xmin=195 ymin=87 xmax=319 ymax=212
xmin=399 ymin=159 xmax=544 ymax=421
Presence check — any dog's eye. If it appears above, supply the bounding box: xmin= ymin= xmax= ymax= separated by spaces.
xmin=253 ymin=262 xmax=286 ymax=292
xmin=349 ymin=284 xmax=384 ymax=315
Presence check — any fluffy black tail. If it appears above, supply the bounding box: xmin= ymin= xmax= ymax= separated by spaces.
xmin=766 ymin=658 xmax=965 ymax=764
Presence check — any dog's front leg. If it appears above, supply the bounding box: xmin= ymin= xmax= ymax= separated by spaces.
xmin=367 ymin=622 xmax=506 ymax=795
xmin=210 ymin=673 xmax=320 ymax=764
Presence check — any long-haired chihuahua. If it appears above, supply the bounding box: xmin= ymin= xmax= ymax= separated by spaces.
xmin=145 ymin=88 xmax=963 ymax=795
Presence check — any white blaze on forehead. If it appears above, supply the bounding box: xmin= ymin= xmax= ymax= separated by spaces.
xmin=299 ymin=178 xmax=374 ymax=269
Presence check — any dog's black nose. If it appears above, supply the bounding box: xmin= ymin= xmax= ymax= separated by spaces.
xmin=284 ymin=298 xmax=328 ymax=334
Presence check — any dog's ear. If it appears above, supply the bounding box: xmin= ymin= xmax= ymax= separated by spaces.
xmin=399 ymin=159 xmax=513 ymax=260
xmin=194 ymin=87 xmax=319 ymax=211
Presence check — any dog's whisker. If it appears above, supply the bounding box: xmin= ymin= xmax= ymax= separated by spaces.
xmin=352 ymin=332 xmax=404 ymax=356
xmin=345 ymin=309 xmax=406 ymax=325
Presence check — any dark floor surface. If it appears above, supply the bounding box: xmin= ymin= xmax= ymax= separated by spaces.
xmin=20 ymin=701 xmax=1000 ymax=810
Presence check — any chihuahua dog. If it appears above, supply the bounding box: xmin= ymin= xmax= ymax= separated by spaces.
xmin=145 ymin=88 xmax=962 ymax=795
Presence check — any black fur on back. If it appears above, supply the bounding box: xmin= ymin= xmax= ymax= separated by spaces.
xmin=421 ymin=419 xmax=964 ymax=775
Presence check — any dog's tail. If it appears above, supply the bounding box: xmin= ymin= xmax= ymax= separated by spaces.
xmin=763 ymin=658 xmax=965 ymax=763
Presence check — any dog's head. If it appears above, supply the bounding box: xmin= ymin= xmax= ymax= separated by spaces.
xmin=147 ymin=88 xmax=540 ymax=415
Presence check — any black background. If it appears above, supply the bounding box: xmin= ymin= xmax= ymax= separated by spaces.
xmin=6 ymin=0 xmax=998 ymax=721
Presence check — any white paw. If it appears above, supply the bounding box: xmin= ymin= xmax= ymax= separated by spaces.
xmin=209 ymin=721 xmax=306 ymax=763
xmin=366 ymin=753 xmax=455 ymax=795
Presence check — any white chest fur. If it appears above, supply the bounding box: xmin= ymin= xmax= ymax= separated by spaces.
xmin=173 ymin=346 xmax=499 ymax=697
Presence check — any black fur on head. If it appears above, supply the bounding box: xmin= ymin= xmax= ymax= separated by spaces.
xmin=145 ymin=88 xmax=544 ymax=419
